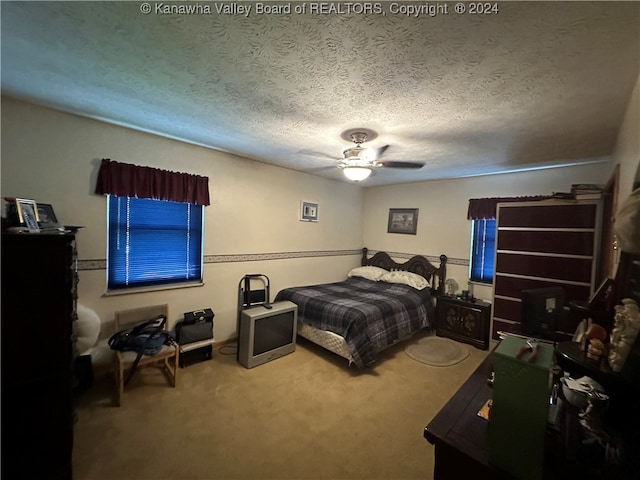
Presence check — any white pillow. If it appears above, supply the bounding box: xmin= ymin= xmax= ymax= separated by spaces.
xmin=75 ymin=304 xmax=101 ymax=355
xmin=380 ymin=270 xmax=430 ymax=290
xmin=348 ymin=266 xmax=388 ymax=281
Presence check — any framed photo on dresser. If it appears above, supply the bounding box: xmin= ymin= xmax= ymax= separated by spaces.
xmin=36 ymin=203 xmax=57 ymax=225
xmin=588 ymin=276 xmax=614 ymax=309
xmin=15 ymin=198 xmax=40 ymax=232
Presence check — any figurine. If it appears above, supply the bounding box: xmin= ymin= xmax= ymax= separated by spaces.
xmin=585 ymin=322 xmax=607 ymax=360
xmin=586 ymin=338 xmax=605 ymax=360
xmin=608 ymin=298 xmax=640 ymax=372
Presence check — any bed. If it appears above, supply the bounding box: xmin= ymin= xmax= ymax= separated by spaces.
xmin=275 ymin=248 xmax=447 ymax=367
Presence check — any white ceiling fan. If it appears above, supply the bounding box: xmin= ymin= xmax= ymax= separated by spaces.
xmin=338 ymin=130 xmax=425 ymax=182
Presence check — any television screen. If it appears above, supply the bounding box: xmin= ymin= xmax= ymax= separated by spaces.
xmin=254 ymin=312 xmax=295 ymax=356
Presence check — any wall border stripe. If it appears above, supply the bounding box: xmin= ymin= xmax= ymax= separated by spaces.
xmin=77 ymin=249 xmax=468 ymax=271
xmin=77 ymin=249 xmax=361 ymax=271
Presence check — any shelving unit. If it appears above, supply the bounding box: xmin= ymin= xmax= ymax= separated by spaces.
xmin=2 ymin=232 xmax=77 ymax=479
xmin=180 ymin=338 xmax=215 ymax=353
xmin=179 ymin=338 xmax=215 ymax=367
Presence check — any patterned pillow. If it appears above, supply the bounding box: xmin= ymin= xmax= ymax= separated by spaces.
xmin=347 ymin=266 xmax=389 ymax=281
xmin=380 ymin=270 xmax=430 ymax=290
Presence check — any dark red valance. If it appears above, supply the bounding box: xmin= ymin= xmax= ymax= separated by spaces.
xmin=95 ymin=159 xmax=210 ymax=206
xmin=467 ymin=196 xmax=551 ymax=220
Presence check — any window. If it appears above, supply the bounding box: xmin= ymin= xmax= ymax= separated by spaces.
xmin=470 ymin=218 xmax=496 ymax=284
xmin=107 ymin=195 xmax=203 ymax=290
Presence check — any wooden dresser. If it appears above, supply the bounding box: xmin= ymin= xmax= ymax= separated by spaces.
xmin=1 ymin=232 xmax=78 ymax=480
xmin=492 ymin=200 xmax=601 ymax=339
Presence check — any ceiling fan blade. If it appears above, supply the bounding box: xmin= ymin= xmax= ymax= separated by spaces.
xmin=374 ymin=144 xmax=390 ymax=158
xmin=308 ymin=165 xmax=339 ymax=173
xmin=298 ymin=148 xmax=337 ymax=160
xmin=377 ymin=161 xmax=425 ymax=169
xmin=358 ymin=144 xmax=390 ymax=162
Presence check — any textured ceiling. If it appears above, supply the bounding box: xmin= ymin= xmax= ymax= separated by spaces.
xmin=1 ymin=1 xmax=639 ymax=186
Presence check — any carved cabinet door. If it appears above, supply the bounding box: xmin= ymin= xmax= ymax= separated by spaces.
xmin=436 ymin=296 xmax=491 ymax=350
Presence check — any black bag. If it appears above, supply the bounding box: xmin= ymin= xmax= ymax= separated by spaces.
xmin=176 ymin=308 xmax=214 ymax=345
xmin=183 ymin=308 xmax=214 ymax=325
xmin=108 ymin=315 xmax=171 ymax=355
xmin=108 ymin=315 xmax=173 ymax=384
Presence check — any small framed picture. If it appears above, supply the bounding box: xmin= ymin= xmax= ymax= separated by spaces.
xmin=588 ymin=276 xmax=614 ymax=309
xmin=300 ymin=201 xmax=319 ymax=222
xmin=388 ymin=208 xmax=419 ymax=235
xmin=15 ymin=198 xmax=40 ymax=232
xmin=36 ymin=203 xmax=59 ymax=228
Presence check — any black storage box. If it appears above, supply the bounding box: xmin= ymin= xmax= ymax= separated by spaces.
xmin=179 ymin=344 xmax=213 ymax=367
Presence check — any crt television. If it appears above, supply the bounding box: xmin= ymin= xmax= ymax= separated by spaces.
xmin=238 ymin=301 xmax=298 ymax=369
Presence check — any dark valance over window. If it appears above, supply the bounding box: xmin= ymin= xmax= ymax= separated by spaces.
xmin=467 ymin=196 xmax=550 ymax=220
xmin=95 ymin=158 xmax=210 ymax=206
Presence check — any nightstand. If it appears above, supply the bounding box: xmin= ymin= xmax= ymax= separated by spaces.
xmin=436 ymin=296 xmax=491 ymax=350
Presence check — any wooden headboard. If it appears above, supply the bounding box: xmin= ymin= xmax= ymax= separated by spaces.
xmin=361 ymin=247 xmax=447 ymax=296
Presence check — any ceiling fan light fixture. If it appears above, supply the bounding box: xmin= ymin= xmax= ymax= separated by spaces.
xmin=343 ymin=145 xmax=365 ymax=160
xmin=342 ymin=166 xmax=372 ymax=182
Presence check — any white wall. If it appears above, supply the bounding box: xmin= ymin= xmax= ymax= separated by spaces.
xmin=612 ymin=73 xmax=640 ymax=201
xmin=0 ymin=97 xmax=365 ymax=341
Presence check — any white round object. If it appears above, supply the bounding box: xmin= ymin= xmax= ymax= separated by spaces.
xmin=562 ymin=382 xmax=589 ymax=409
xmin=561 ymin=376 xmax=605 ymax=409
xmin=76 ymin=304 xmax=101 ymax=355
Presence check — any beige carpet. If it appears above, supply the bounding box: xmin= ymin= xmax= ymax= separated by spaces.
xmin=73 ymin=331 xmax=489 ymax=480
xmin=404 ymin=336 xmax=470 ymax=367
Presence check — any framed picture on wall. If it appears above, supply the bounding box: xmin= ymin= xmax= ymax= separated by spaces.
xmin=387 ymin=208 xmax=418 ymax=235
xmin=300 ymin=201 xmax=319 ymax=222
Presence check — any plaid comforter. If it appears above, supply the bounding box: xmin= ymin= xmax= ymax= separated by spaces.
xmin=275 ymin=277 xmax=434 ymax=368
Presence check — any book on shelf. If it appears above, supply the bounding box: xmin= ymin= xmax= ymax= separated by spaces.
xmin=571 ymin=183 xmax=604 ymax=194
xmin=551 ymin=191 xmax=602 ymax=200
xmin=574 ymin=192 xmax=602 ymax=200
xmin=551 ymin=192 xmax=575 ymax=199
